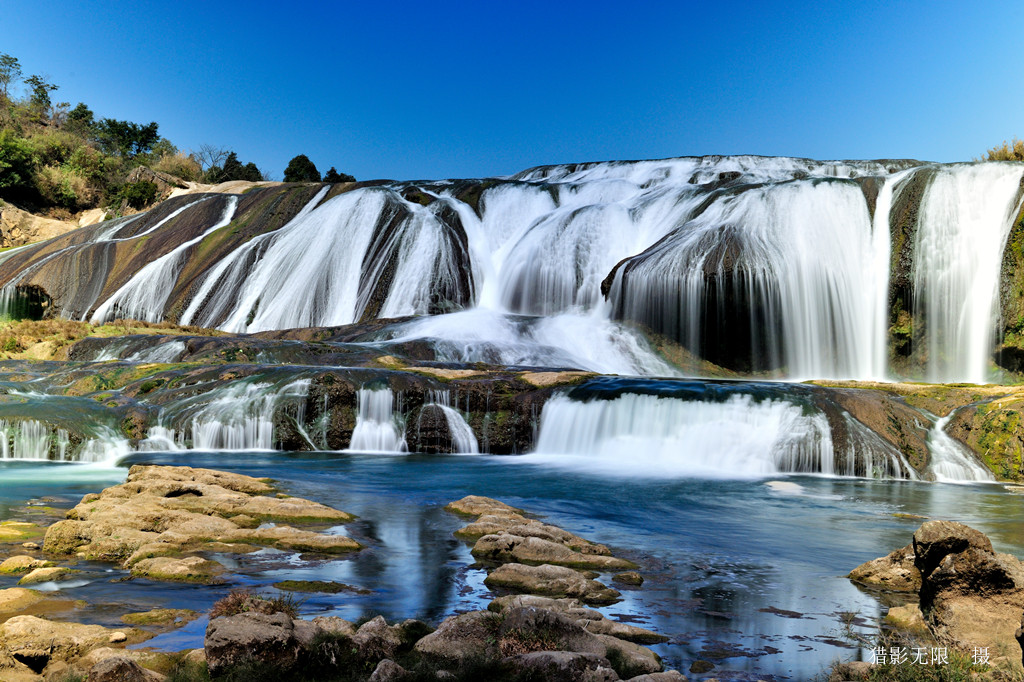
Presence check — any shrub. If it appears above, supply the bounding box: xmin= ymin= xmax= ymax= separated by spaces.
xmin=984 ymin=138 xmax=1024 ymax=162
xmin=34 ymin=165 xmax=91 ymax=209
xmin=0 ymin=128 xmax=36 ymax=196
xmin=107 ymin=179 xmax=157 ymax=210
xmin=153 ymin=151 xmax=201 ymax=182
xmin=209 ymin=590 xmax=300 ymax=620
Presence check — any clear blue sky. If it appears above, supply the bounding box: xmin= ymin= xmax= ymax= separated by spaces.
xmin=3 ymin=1 xmax=1022 ymax=180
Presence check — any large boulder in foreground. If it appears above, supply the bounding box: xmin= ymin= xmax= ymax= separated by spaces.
xmin=852 ymin=520 xmax=1024 ymax=672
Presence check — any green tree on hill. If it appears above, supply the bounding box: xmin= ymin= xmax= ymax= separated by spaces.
xmin=283 ymin=154 xmax=320 ymax=183
xmin=94 ymin=118 xmax=160 ymax=158
xmin=323 ymin=166 xmax=355 ymax=183
xmin=0 ymin=54 xmax=22 ymax=100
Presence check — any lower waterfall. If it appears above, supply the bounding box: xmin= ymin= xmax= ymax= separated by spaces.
xmin=530 ymin=392 xmax=913 ymax=478
xmin=926 ymin=413 xmax=994 ymax=483
xmin=348 ymin=387 xmax=408 ymax=453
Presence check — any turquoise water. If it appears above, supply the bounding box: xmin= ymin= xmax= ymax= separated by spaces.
xmin=0 ymin=453 xmax=1019 ymax=680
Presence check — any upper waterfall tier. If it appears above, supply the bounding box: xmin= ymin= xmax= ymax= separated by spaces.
xmin=0 ymin=155 xmax=1021 ymax=382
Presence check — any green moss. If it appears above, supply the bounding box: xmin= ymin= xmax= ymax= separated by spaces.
xmin=273 ymin=580 xmax=370 ymax=594
xmin=121 ymin=608 xmax=199 ymax=627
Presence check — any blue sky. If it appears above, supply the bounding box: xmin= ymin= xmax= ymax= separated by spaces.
xmin=4 ymin=1 xmax=1023 ymax=180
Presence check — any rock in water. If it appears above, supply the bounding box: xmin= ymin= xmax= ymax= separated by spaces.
xmin=848 ymin=543 xmax=921 ymax=591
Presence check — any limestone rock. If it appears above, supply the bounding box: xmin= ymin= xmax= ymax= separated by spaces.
xmin=485 ymin=563 xmax=621 ymax=604
xmin=613 ymin=571 xmax=644 ymax=586
xmin=0 ymin=203 xmax=77 ymax=248
xmin=848 ymin=543 xmax=920 ymax=592
xmin=369 ymin=658 xmax=409 ymax=682
xmin=445 ymin=495 xmax=523 ymax=517
xmin=130 ymin=556 xmax=225 ymax=583
xmin=473 ymin=533 xmax=635 ymax=570
xmin=626 ymin=672 xmax=689 ymax=681
xmin=489 ymin=595 xmax=668 ymax=644
xmin=353 ymin=615 xmax=403 ymax=661
xmin=42 ymin=465 xmax=359 ymax=577
xmin=0 ymin=615 xmax=148 ymax=671
xmin=885 ymin=604 xmax=929 ymax=637
xmin=413 ymin=611 xmax=500 ymax=665
xmin=17 ymin=566 xmax=80 ymax=585
xmin=913 ymin=520 xmax=994 ymax=577
xmin=0 ymin=556 xmax=54 ymax=574
xmin=311 ymin=615 xmax=356 ymax=637
xmin=88 ymin=655 xmax=164 ymax=682
xmin=0 ymin=588 xmax=47 ymax=613
xmin=502 ymin=651 xmax=618 ymax=682
xmin=205 ymin=611 xmax=304 ymax=676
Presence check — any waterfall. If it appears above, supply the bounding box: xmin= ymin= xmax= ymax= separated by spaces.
xmin=144 ymin=378 xmax=310 ymax=451
xmin=0 ymin=420 xmax=129 ymax=463
xmin=529 ymin=392 xmax=912 ymax=479
xmin=91 ymin=197 xmax=238 ymax=323
xmin=420 ymin=391 xmax=479 ymax=454
xmin=348 ymin=387 xmax=408 ymax=453
xmin=926 ymin=413 xmax=994 ymax=482
xmin=912 ymin=163 xmax=1024 ymax=383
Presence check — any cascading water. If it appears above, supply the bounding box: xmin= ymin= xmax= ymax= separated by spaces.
xmin=911 ymin=163 xmax=1024 ymax=383
xmin=420 ymin=391 xmax=479 ymax=454
xmin=348 ymin=387 xmax=408 ymax=453
xmin=143 ymin=379 xmax=310 ymax=451
xmin=529 ymin=392 xmax=913 ymax=479
xmin=926 ymin=413 xmax=994 ymax=482
xmin=91 ymin=197 xmax=239 ymax=323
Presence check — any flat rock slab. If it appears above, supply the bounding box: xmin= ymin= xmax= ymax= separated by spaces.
xmin=485 ymin=563 xmax=621 ymax=605
xmin=41 ymin=465 xmax=361 ymax=579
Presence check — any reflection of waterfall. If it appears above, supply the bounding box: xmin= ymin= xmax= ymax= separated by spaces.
xmin=348 ymin=387 xmax=408 ymax=453
xmin=927 ymin=413 xmax=994 ymax=483
xmin=530 ymin=393 xmax=914 ymax=479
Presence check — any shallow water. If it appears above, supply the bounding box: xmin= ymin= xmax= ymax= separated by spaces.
xmin=1 ymin=453 xmax=1019 ymax=680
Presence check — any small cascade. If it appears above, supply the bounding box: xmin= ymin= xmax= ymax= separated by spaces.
xmin=419 ymin=391 xmax=479 ymax=454
xmin=348 ymin=387 xmax=408 ymax=453
xmin=146 ymin=379 xmax=310 ymax=451
xmin=0 ymin=420 xmax=128 ymax=463
xmin=912 ymin=163 xmax=1024 ymax=383
xmin=91 ymin=196 xmax=239 ymax=323
xmin=125 ymin=340 xmax=186 ymax=363
xmin=926 ymin=413 xmax=994 ymax=482
xmin=530 ymin=392 xmax=913 ymax=479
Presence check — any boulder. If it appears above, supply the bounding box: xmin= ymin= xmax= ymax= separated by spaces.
xmin=913 ymin=521 xmax=994 ymax=578
xmin=413 ymin=611 xmax=500 ymax=665
xmin=485 ymin=563 xmax=621 ymax=604
xmin=17 ymin=566 xmax=80 ymax=585
xmin=130 ymin=556 xmax=225 ymax=583
xmin=625 ymin=673 xmax=688 ymax=682
xmin=502 ymin=651 xmax=619 ymax=682
xmin=489 ymin=595 xmax=668 ymax=644
xmin=369 ymin=658 xmax=409 ymax=682
xmin=0 ymin=556 xmax=54 ymax=574
xmin=205 ymin=611 xmax=304 ymax=676
xmin=352 ymin=615 xmax=403 ymax=661
xmin=848 ymin=543 xmax=920 ymax=591
xmin=0 ymin=588 xmax=47 ymax=613
xmin=0 ymin=616 xmax=148 ymax=673
xmin=445 ymin=495 xmax=523 ymax=517
xmin=472 ymin=533 xmax=635 ymax=570
xmin=87 ymin=656 xmax=164 ymax=681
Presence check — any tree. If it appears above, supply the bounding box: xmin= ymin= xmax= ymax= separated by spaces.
xmin=983 ymin=139 xmax=1024 ymax=162
xmin=65 ymin=102 xmax=95 ymax=135
xmin=0 ymin=53 xmax=21 ymax=100
xmin=323 ymin=167 xmax=355 ymax=183
xmin=283 ymin=154 xmax=320 ymax=183
xmin=24 ymin=74 xmax=58 ymax=120
xmin=94 ymin=118 xmax=160 ymax=158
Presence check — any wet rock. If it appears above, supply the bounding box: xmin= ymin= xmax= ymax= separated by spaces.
xmin=0 ymin=556 xmax=54 ymax=574
xmin=613 ymin=571 xmax=644 ymax=586
xmin=485 ymin=563 xmax=621 ymax=604
xmin=626 ymin=672 xmax=689 ymax=682
xmin=17 ymin=566 xmax=80 ymax=585
xmin=408 ymin=404 xmax=456 ymax=454
xmin=205 ymin=611 xmax=305 ymax=676
xmin=489 ymin=595 xmax=668 ymax=644
xmin=130 ymin=556 xmax=225 ymax=583
xmin=42 ymin=465 xmax=360 ymax=577
xmin=473 ymin=533 xmax=635 ymax=570
xmin=884 ymin=604 xmax=929 ymax=636
xmin=445 ymin=495 xmax=524 ymax=517
xmin=87 ymin=655 xmax=164 ymax=681
xmin=503 ymin=651 xmax=618 ymax=682
xmin=121 ymin=609 xmax=199 ymax=629
xmin=848 ymin=543 xmax=921 ymax=591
